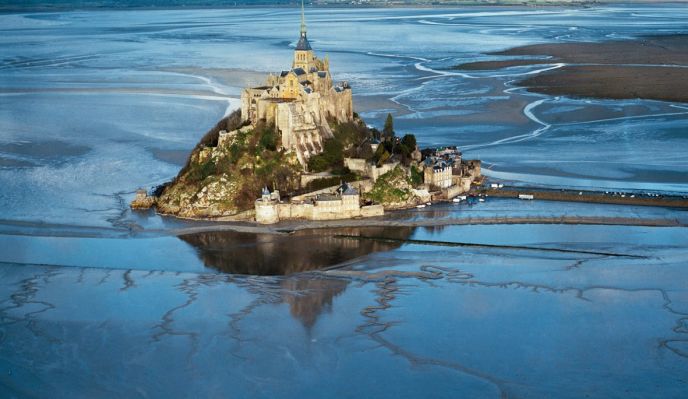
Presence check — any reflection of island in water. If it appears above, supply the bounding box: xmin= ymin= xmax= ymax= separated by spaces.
xmin=281 ymin=277 xmax=349 ymax=329
xmin=179 ymin=226 xmax=414 ymax=275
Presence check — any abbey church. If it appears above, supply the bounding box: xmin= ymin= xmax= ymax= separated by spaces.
xmin=240 ymin=2 xmax=354 ymax=168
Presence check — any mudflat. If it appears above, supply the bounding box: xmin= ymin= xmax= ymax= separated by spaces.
xmin=455 ymin=35 xmax=688 ymax=102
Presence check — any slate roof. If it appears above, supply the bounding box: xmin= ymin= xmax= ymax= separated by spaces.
xmin=339 ymin=182 xmax=359 ymax=196
xmin=316 ymin=193 xmax=339 ymax=202
xmin=433 ymin=161 xmax=450 ymax=171
xmin=296 ymin=33 xmax=312 ymax=51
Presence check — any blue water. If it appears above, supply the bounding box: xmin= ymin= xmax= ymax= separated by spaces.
xmin=1 ymin=5 xmax=687 ymax=227
xmin=1 ymin=5 xmax=688 ymax=398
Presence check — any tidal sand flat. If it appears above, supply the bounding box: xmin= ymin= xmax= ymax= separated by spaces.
xmin=456 ymin=35 xmax=688 ymax=103
xmin=1 ymin=5 xmax=688 ymax=398
xmin=1 ymin=221 xmax=687 ymax=398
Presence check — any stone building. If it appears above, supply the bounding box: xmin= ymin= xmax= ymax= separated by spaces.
xmin=240 ymin=2 xmax=353 ymax=168
xmin=254 ymin=186 xmax=282 ymax=224
xmin=419 ymin=146 xmax=482 ymax=198
xmin=255 ymin=183 xmax=383 ymax=224
xmin=423 ymin=158 xmax=453 ymax=189
xmin=343 ymin=157 xmax=400 ymax=182
xmin=462 ymin=159 xmax=482 ymax=181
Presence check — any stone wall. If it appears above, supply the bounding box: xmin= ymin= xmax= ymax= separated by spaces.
xmin=411 ymin=188 xmax=431 ymax=203
xmin=343 ymin=158 xmax=367 ymax=174
xmin=277 ymin=202 xmax=313 ymax=220
xmin=459 ymin=177 xmax=473 ymax=192
xmin=311 ymin=208 xmax=359 ymax=221
xmin=372 ymin=162 xmax=399 ymax=182
xmin=242 ymin=81 xmax=351 ymax=170
xmin=255 ymin=200 xmax=280 ymax=224
xmin=442 ymin=185 xmax=464 ymax=200
xmin=291 ymin=179 xmax=372 ymax=202
xmin=274 ymin=96 xmax=341 ymax=168
xmin=360 ymin=205 xmax=384 ymax=218
xmin=343 ymin=158 xmax=399 ymax=182
xmin=300 ymin=173 xmax=334 ymax=187
xmin=441 ymin=178 xmax=474 ymax=200
xmin=255 ymin=184 xmax=381 ymax=224
xmin=462 ymin=160 xmax=482 ymax=181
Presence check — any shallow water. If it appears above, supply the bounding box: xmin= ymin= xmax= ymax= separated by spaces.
xmin=1 ymin=4 xmax=688 ymax=398
xmin=1 ymin=5 xmax=688 ymax=228
xmin=1 ymin=221 xmax=687 ymax=398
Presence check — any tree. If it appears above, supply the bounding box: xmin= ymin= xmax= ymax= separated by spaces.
xmin=383 ymin=113 xmax=395 ymax=140
xmin=400 ymin=134 xmax=416 ymax=152
xmin=370 ymin=127 xmax=381 ymax=142
xmin=258 ymin=127 xmax=277 ymax=151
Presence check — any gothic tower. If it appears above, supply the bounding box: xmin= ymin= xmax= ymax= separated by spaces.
xmin=293 ymin=0 xmax=314 ymax=71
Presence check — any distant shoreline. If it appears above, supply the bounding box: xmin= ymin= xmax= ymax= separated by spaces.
xmin=0 ymin=4 xmax=598 ymax=13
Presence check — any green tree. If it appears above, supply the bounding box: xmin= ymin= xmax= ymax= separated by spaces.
xmin=400 ymin=134 xmax=416 ymax=152
xmin=370 ymin=127 xmax=381 ymax=142
xmin=410 ymin=165 xmax=423 ymax=186
xmin=259 ymin=128 xmax=277 ymax=151
xmin=383 ymin=113 xmax=394 ymax=140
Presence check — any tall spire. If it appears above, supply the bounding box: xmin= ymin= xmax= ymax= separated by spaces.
xmin=300 ymin=0 xmax=306 ymax=37
xmin=295 ymin=0 xmax=312 ymax=51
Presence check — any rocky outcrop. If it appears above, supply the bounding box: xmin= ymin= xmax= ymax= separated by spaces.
xmin=130 ymin=189 xmax=155 ymax=209
xmin=152 ymin=111 xmax=302 ymax=219
xmin=365 ymin=166 xmax=423 ymax=209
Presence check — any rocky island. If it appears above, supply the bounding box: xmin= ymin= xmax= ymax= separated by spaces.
xmin=132 ymin=3 xmax=482 ymax=223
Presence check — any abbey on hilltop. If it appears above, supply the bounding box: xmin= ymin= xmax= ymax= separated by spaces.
xmin=141 ymin=2 xmax=482 ymax=223
xmin=239 ymin=2 xmax=353 ymax=167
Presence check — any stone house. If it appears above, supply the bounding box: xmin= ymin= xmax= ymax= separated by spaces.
xmin=423 ymin=158 xmax=453 ymax=189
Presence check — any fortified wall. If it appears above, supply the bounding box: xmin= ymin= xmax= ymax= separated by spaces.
xmin=255 ymin=184 xmax=383 ymax=224
xmin=344 ymin=158 xmax=400 ymax=182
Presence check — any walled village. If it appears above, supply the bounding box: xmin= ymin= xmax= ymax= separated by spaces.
xmin=132 ymin=5 xmax=482 ymax=223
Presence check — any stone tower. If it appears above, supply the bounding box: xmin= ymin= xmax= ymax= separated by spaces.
xmin=239 ymin=0 xmax=353 ymax=169
xmin=293 ymin=0 xmax=315 ymax=71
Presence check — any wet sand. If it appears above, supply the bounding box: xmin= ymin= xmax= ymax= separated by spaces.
xmin=168 ymin=215 xmax=686 ymax=237
xmin=454 ymin=59 xmax=552 ymax=70
xmin=454 ymin=35 xmax=688 ymax=102
xmin=519 ymin=65 xmax=688 ymax=103
xmin=159 ymin=67 xmax=269 ymax=91
xmin=484 ymin=187 xmax=688 ymax=208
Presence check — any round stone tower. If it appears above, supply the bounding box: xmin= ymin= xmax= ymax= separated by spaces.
xmin=255 ymin=187 xmax=279 ymax=224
